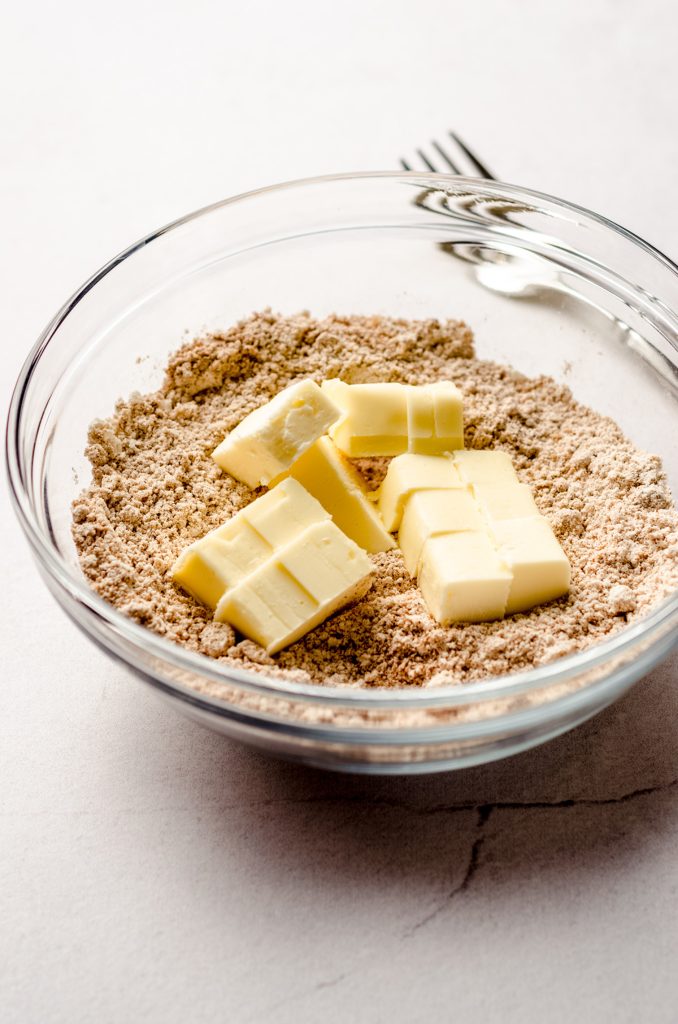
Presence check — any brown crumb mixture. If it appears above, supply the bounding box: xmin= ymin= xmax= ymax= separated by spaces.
xmin=71 ymin=312 xmax=678 ymax=689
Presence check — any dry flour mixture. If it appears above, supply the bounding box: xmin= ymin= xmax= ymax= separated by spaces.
xmin=72 ymin=312 xmax=678 ymax=689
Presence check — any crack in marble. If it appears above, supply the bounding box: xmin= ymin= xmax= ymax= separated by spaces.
xmin=251 ymin=776 xmax=678 ymax=818
xmin=399 ymin=780 xmax=678 ymax=939
xmin=242 ymin=971 xmax=350 ymax=1022
xmin=403 ymin=805 xmax=492 ymax=938
xmin=314 ymin=973 xmax=348 ymax=992
xmin=471 ymin=776 xmax=678 ymax=815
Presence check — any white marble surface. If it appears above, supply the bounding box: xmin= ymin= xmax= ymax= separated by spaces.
xmin=2 ymin=2 xmax=677 ymax=1021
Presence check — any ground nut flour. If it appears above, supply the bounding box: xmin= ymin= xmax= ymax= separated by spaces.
xmin=72 ymin=312 xmax=678 ymax=689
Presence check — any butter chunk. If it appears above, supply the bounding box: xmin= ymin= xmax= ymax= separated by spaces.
xmin=241 ymin=476 xmax=329 ymax=545
xmin=171 ymin=528 xmax=269 ymax=609
xmin=378 ymin=453 xmax=462 ymax=532
xmin=215 ymin=520 xmax=374 ymax=653
xmin=415 ymin=381 xmax=464 ymax=454
xmin=405 ymin=387 xmax=435 ymax=449
xmin=419 ymin=532 xmax=512 ymax=624
xmin=321 ymin=379 xmax=464 ymax=457
xmin=277 ymin=519 xmax=374 ymax=602
xmin=212 ymin=379 xmax=340 ymax=488
xmin=474 ymin=483 xmax=540 ymax=522
xmin=492 ymin=516 xmax=570 ymax=614
xmin=283 ymin=436 xmax=395 ymax=553
xmin=453 ymin=449 xmax=519 ymax=486
xmin=171 ymin=478 xmax=328 ymax=608
xmin=322 ymin=380 xmax=408 ymax=457
xmin=398 ymin=488 xmax=484 ymax=577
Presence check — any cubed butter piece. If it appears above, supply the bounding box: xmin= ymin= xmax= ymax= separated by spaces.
xmin=453 ymin=449 xmax=519 ymax=486
xmin=377 ymin=453 xmax=462 ymax=532
xmin=171 ymin=540 xmax=259 ymax=610
xmin=492 ymin=516 xmax=570 ymax=614
xmin=405 ymin=387 xmax=435 ymax=449
xmin=398 ymin=488 xmax=484 ymax=577
xmin=212 ymin=379 xmax=340 ymax=488
xmin=215 ymin=520 xmax=374 ymax=653
xmin=413 ymin=381 xmax=464 ymax=454
xmin=321 ymin=379 xmax=464 ymax=457
xmin=171 ymin=478 xmax=328 ymax=608
xmin=474 ymin=483 xmax=540 ymax=522
xmin=322 ymin=380 xmax=408 ymax=457
xmin=239 ymin=476 xmax=329 ymax=545
xmin=283 ymin=436 xmax=395 ymax=553
xmin=418 ymin=532 xmax=512 ymax=624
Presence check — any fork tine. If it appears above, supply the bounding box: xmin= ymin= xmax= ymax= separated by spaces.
xmin=448 ymin=131 xmax=495 ymax=179
xmin=416 ymin=148 xmax=437 ymax=173
xmin=430 ymin=139 xmax=462 ymax=174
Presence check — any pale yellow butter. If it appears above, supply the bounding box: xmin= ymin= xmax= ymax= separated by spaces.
xmin=321 ymin=380 xmax=408 ymax=457
xmin=377 ymin=453 xmax=462 ymax=532
xmin=171 ymin=528 xmax=269 ymax=609
xmin=283 ymin=435 xmax=395 ymax=553
xmin=212 ymin=379 xmax=340 ymax=488
xmin=492 ymin=516 xmax=570 ymax=614
xmin=405 ymin=381 xmax=464 ymax=453
xmin=398 ymin=488 xmax=484 ymax=577
xmin=405 ymin=387 xmax=435 ymax=449
xmin=418 ymin=532 xmax=512 ymax=624
xmin=474 ymin=483 xmax=540 ymax=522
xmin=424 ymin=381 xmax=464 ymax=453
xmin=171 ymin=478 xmax=328 ymax=608
xmin=240 ymin=476 xmax=330 ymax=544
xmin=321 ymin=379 xmax=464 ymax=457
xmin=215 ymin=520 xmax=374 ymax=653
xmin=453 ymin=449 xmax=518 ymax=486
xmin=392 ymin=448 xmax=570 ymax=623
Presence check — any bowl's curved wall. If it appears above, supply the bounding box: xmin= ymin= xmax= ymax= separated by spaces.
xmin=7 ymin=173 xmax=678 ymax=771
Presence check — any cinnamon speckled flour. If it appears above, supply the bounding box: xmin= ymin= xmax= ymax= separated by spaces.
xmin=72 ymin=312 xmax=678 ymax=689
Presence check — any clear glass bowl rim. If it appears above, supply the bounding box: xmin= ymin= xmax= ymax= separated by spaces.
xmin=6 ymin=170 xmax=678 ymax=716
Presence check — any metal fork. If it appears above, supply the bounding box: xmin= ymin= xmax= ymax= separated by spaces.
xmin=400 ymin=131 xmax=496 ymax=180
xmin=400 ymin=131 xmax=560 ymax=300
xmin=400 ymin=132 xmax=674 ymax=383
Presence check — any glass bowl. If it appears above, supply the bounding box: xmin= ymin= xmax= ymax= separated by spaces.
xmin=6 ymin=172 xmax=678 ymax=774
